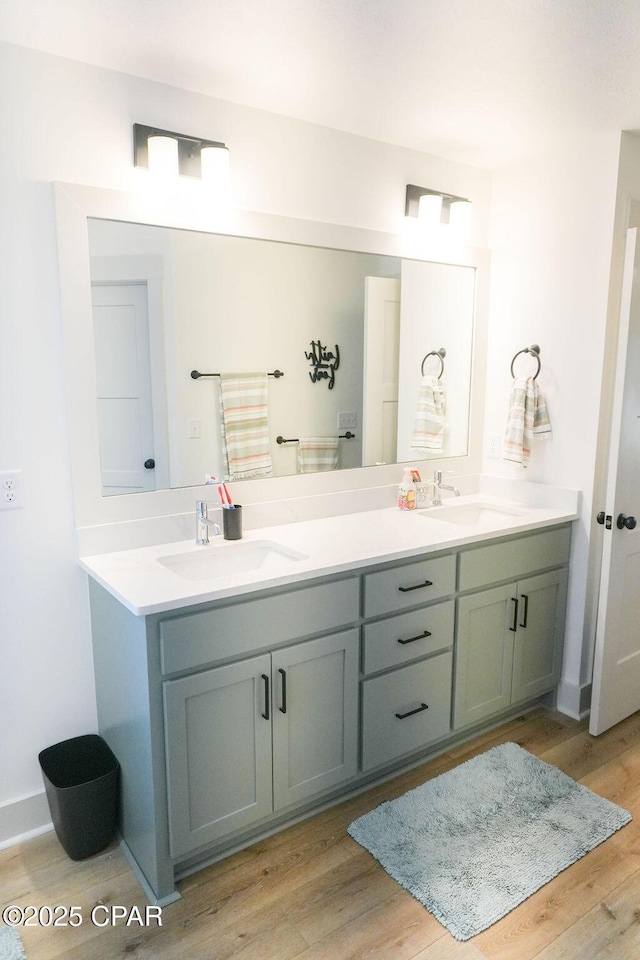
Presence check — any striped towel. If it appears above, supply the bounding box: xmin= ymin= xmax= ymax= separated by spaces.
xmin=219 ymin=373 xmax=273 ymax=480
xmin=502 ymin=377 xmax=552 ymax=467
xmin=410 ymin=375 xmax=446 ymax=453
xmin=297 ymin=437 xmax=339 ymax=474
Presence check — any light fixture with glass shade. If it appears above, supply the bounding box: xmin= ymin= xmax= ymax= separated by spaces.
xmin=405 ymin=184 xmax=472 ymax=236
xmin=134 ymin=124 xmax=230 ymax=186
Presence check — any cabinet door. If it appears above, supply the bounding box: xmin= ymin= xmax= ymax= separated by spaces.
xmin=511 ymin=568 xmax=568 ymax=704
xmin=163 ymin=655 xmax=273 ymax=858
xmin=271 ymin=630 xmax=359 ymax=810
xmin=454 ymin=585 xmax=515 ymax=729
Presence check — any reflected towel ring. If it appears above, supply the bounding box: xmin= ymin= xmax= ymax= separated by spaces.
xmin=420 ymin=347 xmax=446 ymax=379
xmin=510 ymin=344 xmax=541 ymax=380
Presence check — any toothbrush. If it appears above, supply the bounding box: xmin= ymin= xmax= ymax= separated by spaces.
xmin=222 ymin=482 xmax=234 ymax=508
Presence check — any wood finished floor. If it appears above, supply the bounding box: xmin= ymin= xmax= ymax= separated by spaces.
xmin=3 ymin=708 xmax=640 ymax=960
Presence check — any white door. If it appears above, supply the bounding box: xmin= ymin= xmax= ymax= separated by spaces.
xmin=591 ymin=228 xmax=640 ymax=734
xmin=91 ymin=282 xmax=157 ymax=495
xmin=362 ymin=277 xmax=400 ymax=465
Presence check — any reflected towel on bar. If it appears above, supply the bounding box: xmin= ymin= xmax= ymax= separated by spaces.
xmin=219 ymin=373 xmax=273 ymax=480
xmin=410 ymin=375 xmax=446 ymax=453
xmin=297 ymin=437 xmax=339 ymax=474
xmin=502 ymin=376 xmax=552 ymax=467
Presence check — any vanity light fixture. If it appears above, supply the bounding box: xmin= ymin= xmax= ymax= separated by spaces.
xmin=405 ymin=184 xmax=472 ymax=232
xmin=133 ymin=123 xmax=230 ymax=181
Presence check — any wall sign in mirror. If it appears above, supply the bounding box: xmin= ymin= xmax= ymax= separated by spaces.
xmin=87 ymin=218 xmax=475 ymax=496
xmin=306 ymin=340 xmax=340 ymax=389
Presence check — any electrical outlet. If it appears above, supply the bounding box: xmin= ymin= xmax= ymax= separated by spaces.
xmin=487 ymin=434 xmax=501 ymax=459
xmin=337 ymin=411 xmax=357 ymax=430
xmin=188 ymin=419 xmax=201 ymax=439
xmin=0 ymin=470 xmax=24 ymax=509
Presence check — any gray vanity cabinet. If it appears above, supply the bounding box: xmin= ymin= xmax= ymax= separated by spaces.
xmin=86 ymin=520 xmax=572 ymax=904
xmin=454 ymin=528 xmax=570 ymax=729
xmin=163 ymin=628 xmax=359 ymax=859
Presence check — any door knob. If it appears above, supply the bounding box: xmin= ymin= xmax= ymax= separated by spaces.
xmin=144 ymin=459 xmax=156 ymax=470
xmin=616 ymin=513 xmax=637 ymax=530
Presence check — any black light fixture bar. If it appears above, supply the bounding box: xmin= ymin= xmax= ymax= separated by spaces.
xmin=134 ymin=123 xmax=228 ymax=178
xmin=405 ymin=183 xmax=470 ymax=222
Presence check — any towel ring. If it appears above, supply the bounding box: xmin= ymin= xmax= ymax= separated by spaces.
xmin=510 ymin=344 xmax=541 ymax=380
xmin=421 ymin=347 xmax=446 ymax=379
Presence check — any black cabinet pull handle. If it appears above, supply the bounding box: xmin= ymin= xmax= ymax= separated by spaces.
xmin=261 ymin=673 xmax=270 ymax=720
xmin=398 ymin=580 xmax=433 ymax=593
xmin=510 ymin=597 xmax=519 ymax=632
xmin=279 ymin=668 xmax=287 ymax=714
xmin=397 ymin=630 xmax=432 ymax=645
xmin=395 ymin=702 xmax=429 ymax=720
xmin=520 ymin=593 xmax=529 ymax=628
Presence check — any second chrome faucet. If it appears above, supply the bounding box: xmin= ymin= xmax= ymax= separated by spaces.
xmin=431 ymin=470 xmax=461 ymax=506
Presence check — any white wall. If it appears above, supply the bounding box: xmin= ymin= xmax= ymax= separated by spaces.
xmin=0 ymin=41 xmax=492 ymax=843
xmin=484 ymin=129 xmax=622 ymax=717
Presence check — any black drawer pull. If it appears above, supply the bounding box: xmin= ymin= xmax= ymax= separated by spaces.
xmin=279 ymin=668 xmax=287 ymax=714
xmin=397 ymin=630 xmax=432 ymax=645
xmin=398 ymin=580 xmax=433 ymax=593
xmin=261 ymin=673 xmax=270 ymax=720
xmin=395 ymin=702 xmax=429 ymax=720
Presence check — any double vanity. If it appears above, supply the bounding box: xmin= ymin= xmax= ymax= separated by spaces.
xmin=80 ymin=481 xmax=579 ymax=904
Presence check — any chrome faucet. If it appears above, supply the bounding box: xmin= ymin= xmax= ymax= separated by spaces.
xmin=431 ymin=470 xmax=461 ymax=506
xmin=196 ymin=500 xmax=222 ymax=545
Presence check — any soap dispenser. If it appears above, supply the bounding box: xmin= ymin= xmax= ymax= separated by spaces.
xmin=397 ymin=467 xmax=416 ymax=510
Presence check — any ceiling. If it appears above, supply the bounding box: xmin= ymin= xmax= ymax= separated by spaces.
xmin=2 ymin=0 xmax=640 ymax=167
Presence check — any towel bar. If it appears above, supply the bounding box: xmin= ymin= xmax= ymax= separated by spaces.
xmin=276 ymin=432 xmax=355 ymax=444
xmin=191 ymin=369 xmax=284 ymax=379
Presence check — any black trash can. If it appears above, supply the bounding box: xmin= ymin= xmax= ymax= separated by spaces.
xmin=38 ymin=734 xmax=120 ymax=861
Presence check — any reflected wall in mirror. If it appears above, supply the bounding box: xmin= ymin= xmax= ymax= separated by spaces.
xmin=88 ymin=219 xmax=475 ymax=496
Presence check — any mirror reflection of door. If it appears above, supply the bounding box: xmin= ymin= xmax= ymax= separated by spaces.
xmin=91 ymin=282 xmax=157 ymax=495
xmin=362 ymin=277 xmax=400 ymax=465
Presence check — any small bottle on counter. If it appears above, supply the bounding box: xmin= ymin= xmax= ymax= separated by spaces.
xmin=398 ymin=467 xmax=417 ymax=510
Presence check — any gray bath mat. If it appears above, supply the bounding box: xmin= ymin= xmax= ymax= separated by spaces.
xmin=0 ymin=927 xmax=27 ymax=960
xmin=347 ymin=742 xmax=631 ymax=940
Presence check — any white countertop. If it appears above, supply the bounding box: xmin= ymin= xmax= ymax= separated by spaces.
xmin=79 ymin=492 xmax=580 ymax=616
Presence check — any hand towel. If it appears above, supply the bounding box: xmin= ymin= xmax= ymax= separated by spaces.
xmin=502 ymin=376 xmax=552 ymax=467
xmin=219 ymin=373 xmax=273 ymax=480
xmin=297 ymin=437 xmax=339 ymax=474
xmin=410 ymin=375 xmax=446 ymax=453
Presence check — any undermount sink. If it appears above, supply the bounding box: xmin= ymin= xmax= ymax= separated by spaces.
xmin=418 ymin=500 xmax=526 ymax=527
xmin=157 ymin=540 xmax=308 ymax=581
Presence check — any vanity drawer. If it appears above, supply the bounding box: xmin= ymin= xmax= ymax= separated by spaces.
xmin=458 ymin=526 xmax=571 ymax=592
xmin=159 ymin=577 xmax=360 ymax=675
xmin=361 ymin=651 xmax=452 ymax=771
xmin=362 ymin=600 xmax=454 ymax=675
xmin=363 ymin=554 xmax=455 ymax=618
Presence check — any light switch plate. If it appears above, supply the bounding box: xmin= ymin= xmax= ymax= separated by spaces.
xmin=337 ymin=411 xmax=357 ymax=430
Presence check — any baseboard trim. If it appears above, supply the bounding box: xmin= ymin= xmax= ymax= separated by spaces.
xmin=0 ymin=790 xmax=53 ymax=851
xmin=557 ymin=679 xmax=592 ymax=721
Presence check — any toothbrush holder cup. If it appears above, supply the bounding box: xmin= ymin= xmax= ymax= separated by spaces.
xmin=222 ymin=505 xmax=242 ymax=540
